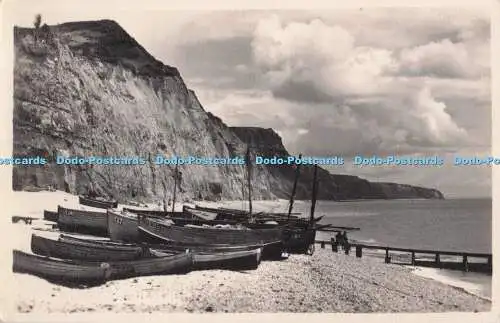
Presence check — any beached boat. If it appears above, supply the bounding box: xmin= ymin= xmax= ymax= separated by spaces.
xmin=60 ymin=233 xmax=266 ymax=252
xmin=12 ymin=250 xmax=109 ymax=286
xmin=189 ymin=205 xmax=322 ymax=227
xmin=31 ymin=234 xmax=147 ymax=261
xmin=43 ymin=210 xmax=58 ymax=222
xmin=137 ymin=214 xmax=284 ymax=246
xmin=151 ymin=247 xmax=262 ymax=270
xmin=109 ymin=209 xmax=267 ymax=243
xmin=57 ymin=205 xmax=108 ymax=235
xmin=60 ymin=234 xmax=271 ymax=268
xmin=79 ymin=195 xmax=118 ymax=209
xmin=122 ymin=208 xmax=184 ymax=218
xmin=108 ymin=209 xmax=232 ymax=243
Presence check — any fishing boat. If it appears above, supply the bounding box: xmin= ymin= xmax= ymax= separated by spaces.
xmin=138 ymin=214 xmax=284 ymax=245
xmin=79 ymin=195 xmax=118 ymax=209
xmin=189 ymin=205 xmax=323 ymax=227
xmin=12 ymin=250 xmax=109 ymax=286
xmin=57 ymin=205 xmax=108 ymax=236
xmin=282 ymin=159 xmax=319 ymax=255
xmin=43 ymin=210 xmax=58 ymax=222
xmin=108 ymin=209 xmax=247 ymax=243
xmin=31 ymin=234 xmax=147 ymax=261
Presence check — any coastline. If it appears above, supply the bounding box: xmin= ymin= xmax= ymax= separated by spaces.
xmin=5 ymin=191 xmax=492 ymax=314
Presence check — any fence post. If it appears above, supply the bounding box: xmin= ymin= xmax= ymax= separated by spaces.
xmin=462 ymin=255 xmax=469 ymax=272
xmin=385 ymin=248 xmax=391 ymax=264
xmin=331 ymin=238 xmax=338 ymax=253
xmin=435 ymin=253 xmax=441 ymax=268
xmin=411 ymin=251 xmax=416 ymax=265
xmin=356 ymin=246 xmax=362 ymax=258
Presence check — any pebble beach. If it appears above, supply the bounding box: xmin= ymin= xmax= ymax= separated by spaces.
xmin=1 ymin=191 xmax=492 ymax=314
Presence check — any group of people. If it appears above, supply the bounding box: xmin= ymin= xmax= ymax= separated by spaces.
xmin=334 ymin=231 xmax=350 ymax=250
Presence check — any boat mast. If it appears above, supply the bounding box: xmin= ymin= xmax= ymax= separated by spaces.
xmin=246 ymin=146 xmax=252 ymax=215
xmin=287 ymin=153 xmax=302 ymax=221
xmin=171 ymin=162 xmax=178 ymax=213
xmin=309 ymin=165 xmax=319 ymax=226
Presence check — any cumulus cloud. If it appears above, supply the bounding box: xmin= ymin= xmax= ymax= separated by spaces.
xmin=249 ymin=14 xmax=479 ymax=154
xmin=398 ymin=39 xmax=474 ymax=78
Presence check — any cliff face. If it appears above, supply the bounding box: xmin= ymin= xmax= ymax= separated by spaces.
xmin=12 ymin=20 xmax=444 ymax=202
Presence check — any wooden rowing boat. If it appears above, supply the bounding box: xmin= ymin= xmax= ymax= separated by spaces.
xmin=151 ymin=247 xmax=262 ymax=270
xmin=57 ymin=205 xmax=108 ymax=236
xmin=60 ymin=233 xmax=267 ymax=252
xmin=137 ymin=215 xmax=284 ymax=245
xmin=13 ymin=249 xmax=193 ymax=284
xmin=108 ymin=209 xmax=266 ymax=243
xmin=12 ymin=250 xmax=109 ymax=286
xmin=31 ymin=234 xmax=147 ymax=261
xmin=122 ymin=208 xmax=185 ymax=218
xmin=79 ymin=195 xmax=118 ymax=209
xmin=60 ymin=233 xmax=279 ymax=266
xmin=188 ymin=205 xmax=322 ymax=228
xmin=43 ymin=210 xmax=58 ymax=222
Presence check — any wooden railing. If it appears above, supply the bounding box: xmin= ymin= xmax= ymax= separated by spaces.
xmin=315 ymin=239 xmax=492 ymax=273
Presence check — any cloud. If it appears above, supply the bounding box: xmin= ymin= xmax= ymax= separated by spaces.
xmin=249 ymin=14 xmax=485 ymax=154
xmin=398 ymin=39 xmax=476 ymax=78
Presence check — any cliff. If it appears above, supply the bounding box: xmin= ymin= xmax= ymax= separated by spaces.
xmin=12 ymin=20 xmax=444 ymax=202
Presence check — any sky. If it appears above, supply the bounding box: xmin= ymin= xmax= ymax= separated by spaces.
xmin=7 ymin=4 xmax=492 ymax=198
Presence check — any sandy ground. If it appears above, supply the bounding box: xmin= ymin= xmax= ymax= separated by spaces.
xmin=1 ymin=191 xmax=492 ymax=315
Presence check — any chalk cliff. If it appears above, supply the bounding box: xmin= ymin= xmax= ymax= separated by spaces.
xmin=12 ymin=20 xmax=444 ymax=202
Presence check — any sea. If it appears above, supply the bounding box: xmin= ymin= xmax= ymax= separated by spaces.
xmin=222 ymin=198 xmax=493 ymax=299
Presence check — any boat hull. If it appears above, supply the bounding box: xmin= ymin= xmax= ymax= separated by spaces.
xmin=107 ymin=210 xmax=140 ymax=242
xmin=57 ymin=205 xmax=108 ymax=236
xmin=12 ymin=250 xmax=108 ymax=286
xmin=31 ymin=234 xmax=146 ymax=261
xmin=43 ymin=210 xmax=58 ymax=222
xmin=107 ymin=252 xmax=193 ymax=279
xmin=138 ymin=215 xmax=284 ymax=245
xmin=192 ymin=248 xmax=262 ymax=270
xmin=284 ymin=228 xmax=317 ymax=254
xmin=79 ymin=196 xmax=118 ymax=209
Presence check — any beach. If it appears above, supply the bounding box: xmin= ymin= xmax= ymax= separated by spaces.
xmin=3 ymin=191 xmax=492 ymax=314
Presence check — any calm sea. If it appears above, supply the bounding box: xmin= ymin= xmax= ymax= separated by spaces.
xmin=291 ymin=198 xmax=492 ymax=253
